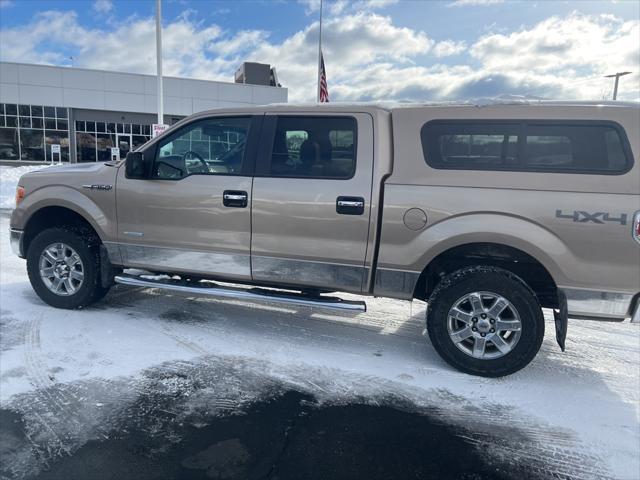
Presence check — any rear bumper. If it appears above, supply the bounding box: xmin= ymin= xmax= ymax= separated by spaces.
xmin=561 ymin=288 xmax=637 ymax=321
xmin=10 ymin=228 xmax=25 ymax=258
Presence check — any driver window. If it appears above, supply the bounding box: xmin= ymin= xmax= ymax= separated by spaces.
xmin=153 ymin=117 xmax=251 ymax=180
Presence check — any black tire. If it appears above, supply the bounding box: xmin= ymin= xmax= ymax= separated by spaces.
xmin=26 ymin=227 xmax=109 ymax=309
xmin=426 ymin=266 xmax=545 ymax=377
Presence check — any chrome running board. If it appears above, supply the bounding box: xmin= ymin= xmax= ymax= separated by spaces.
xmin=114 ymin=274 xmax=367 ymax=312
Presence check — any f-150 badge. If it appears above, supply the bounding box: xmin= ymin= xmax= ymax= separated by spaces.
xmin=82 ymin=184 xmax=113 ymax=191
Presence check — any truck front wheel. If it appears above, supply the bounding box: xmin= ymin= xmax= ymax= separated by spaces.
xmin=426 ymin=266 xmax=545 ymax=377
xmin=26 ymin=228 xmax=109 ymax=309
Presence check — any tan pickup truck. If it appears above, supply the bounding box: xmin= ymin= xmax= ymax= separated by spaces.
xmin=9 ymin=102 xmax=640 ymax=376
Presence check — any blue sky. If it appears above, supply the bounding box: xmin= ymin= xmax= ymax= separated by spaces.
xmin=1 ymin=0 xmax=638 ymax=102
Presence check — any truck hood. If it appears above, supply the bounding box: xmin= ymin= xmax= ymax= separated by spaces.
xmin=25 ymin=161 xmax=118 ymax=176
xmin=19 ymin=161 xmax=120 ymax=193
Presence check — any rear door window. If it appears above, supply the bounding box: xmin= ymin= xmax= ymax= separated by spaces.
xmin=266 ymin=116 xmax=357 ymax=179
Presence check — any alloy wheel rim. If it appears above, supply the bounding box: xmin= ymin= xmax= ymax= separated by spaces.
xmin=446 ymin=291 xmax=522 ymax=360
xmin=39 ymin=242 xmax=85 ymax=296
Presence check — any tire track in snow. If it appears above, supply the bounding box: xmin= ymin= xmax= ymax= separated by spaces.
xmin=19 ymin=314 xmax=117 ymax=466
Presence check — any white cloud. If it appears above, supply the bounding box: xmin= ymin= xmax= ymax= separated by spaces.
xmin=0 ymin=8 xmax=637 ymax=103
xmin=93 ymin=0 xmax=113 ymax=14
xmin=433 ymin=40 xmax=467 ymax=57
xmin=300 ymin=0 xmax=398 ymax=15
xmin=0 ymin=0 xmax=14 ymax=8
xmin=448 ymin=0 xmax=504 ymax=6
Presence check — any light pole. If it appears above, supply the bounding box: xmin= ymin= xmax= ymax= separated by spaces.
xmin=604 ymin=71 xmax=631 ymax=100
xmin=156 ymin=0 xmax=164 ymax=125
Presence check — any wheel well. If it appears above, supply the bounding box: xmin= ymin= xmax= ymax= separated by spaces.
xmin=413 ymin=243 xmax=558 ymax=308
xmin=23 ymin=206 xmax=101 ymax=255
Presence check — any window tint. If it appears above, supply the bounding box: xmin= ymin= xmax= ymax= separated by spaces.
xmin=268 ymin=116 xmax=356 ymax=179
xmin=524 ymin=124 xmax=629 ymax=172
xmin=421 ymin=121 xmax=632 ymax=174
xmin=422 ymin=123 xmax=520 ymax=169
xmin=153 ymin=117 xmax=251 ymax=180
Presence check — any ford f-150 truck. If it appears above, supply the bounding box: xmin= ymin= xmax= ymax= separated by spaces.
xmin=9 ymin=102 xmax=640 ymax=376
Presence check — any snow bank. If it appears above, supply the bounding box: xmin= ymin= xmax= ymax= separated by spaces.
xmin=0 ymin=165 xmax=51 ymax=209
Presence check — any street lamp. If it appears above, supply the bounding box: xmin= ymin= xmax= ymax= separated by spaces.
xmin=604 ymin=71 xmax=632 ymax=100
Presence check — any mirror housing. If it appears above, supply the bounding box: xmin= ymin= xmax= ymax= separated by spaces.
xmin=125 ymin=151 xmax=149 ymax=179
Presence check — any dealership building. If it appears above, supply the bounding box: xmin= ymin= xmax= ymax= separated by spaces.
xmin=0 ymin=61 xmax=287 ymax=165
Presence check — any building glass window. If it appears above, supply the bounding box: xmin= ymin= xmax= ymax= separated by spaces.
xmin=0 ymin=104 xmax=70 ymax=162
xmin=73 ymin=119 xmax=153 ymax=162
xmin=45 ymin=130 xmax=70 ymax=162
xmin=0 ymin=127 xmax=20 ymax=160
xmin=76 ymin=132 xmax=97 ymax=162
xmin=20 ymin=129 xmax=45 ymax=161
xmin=97 ymin=134 xmax=115 ymax=162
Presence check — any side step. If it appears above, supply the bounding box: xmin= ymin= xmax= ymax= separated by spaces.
xmin=114 ymin=274 xmax=367 ymax=313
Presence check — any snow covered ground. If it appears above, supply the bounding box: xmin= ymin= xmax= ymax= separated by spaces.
xmin=0 ymin=165 xmax=51 ymax=209
xmin=0 ymin=165 xmax=639 ymax=478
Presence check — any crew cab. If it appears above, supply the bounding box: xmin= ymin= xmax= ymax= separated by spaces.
xmin=9 ymin=102 xmax=640 ymax=376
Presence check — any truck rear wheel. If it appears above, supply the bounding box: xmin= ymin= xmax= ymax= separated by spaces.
xmin=26 ymin=228 xmax=109 ymax=309
xmin=426 ymin=266 xmax=544 ymax=377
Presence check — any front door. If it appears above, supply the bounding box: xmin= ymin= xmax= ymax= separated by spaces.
xmin=115 ymin=115 xmax=260 ymax=281
xmin=250 ymin=113 xmax=374 ymax=293
xmin=116 ymin=134 xmax=132 ymax=159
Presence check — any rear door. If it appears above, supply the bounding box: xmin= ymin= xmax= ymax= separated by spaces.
xmin=250 ymin=113 xmax=374 ymax=293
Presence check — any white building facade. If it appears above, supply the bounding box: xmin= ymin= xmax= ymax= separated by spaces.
xmin=0 ymin=62 xmax=287 ymax=164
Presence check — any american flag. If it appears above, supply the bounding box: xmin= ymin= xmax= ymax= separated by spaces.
xmin=319 ymin=51 xmax=329 ymax=103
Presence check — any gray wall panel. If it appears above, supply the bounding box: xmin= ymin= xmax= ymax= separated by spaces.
xmin=0 ymin=82 xmax=19 ymax=103
xmin=19 ymin=84 xmax=64 ymax=105
xmin=0 ymin=63 xmax=18 ymax=84
xmin=104 ymin=72 xmax=145 ymax=94
xmin=18 ymin=64 xmax=62 ymax=87
xmin=1 ymin=61 xmax=287 ymax=116
xmin=104 ymin=91 xmax=146 ymax=112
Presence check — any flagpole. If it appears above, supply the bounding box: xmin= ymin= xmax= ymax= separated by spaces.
xmin=156 ymin=0 xmax=164 ymax=125
xmin=317 ymin=0 xmax=323 ymax=103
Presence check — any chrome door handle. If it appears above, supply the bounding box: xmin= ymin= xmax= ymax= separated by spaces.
xmin=223 ymin=194 xmax=247 ymax=201
xmin=336 ymin=196 xmax=365 ymax=215
xmin=223 ymin=190 xmax=248 ymax=208
xmin=337 ymin=200 xmax=364 ymax=208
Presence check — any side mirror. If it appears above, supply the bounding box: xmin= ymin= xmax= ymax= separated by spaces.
xmin=125 ymin=151 xmax=148 ymax=179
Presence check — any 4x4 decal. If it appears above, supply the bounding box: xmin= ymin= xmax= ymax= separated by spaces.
xmin=556 ymin=210 xmax=627 ymax=225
